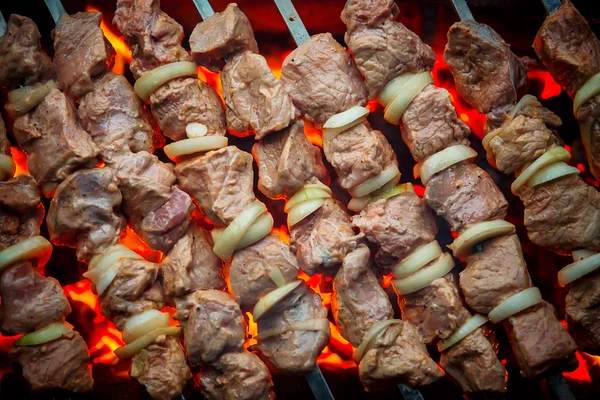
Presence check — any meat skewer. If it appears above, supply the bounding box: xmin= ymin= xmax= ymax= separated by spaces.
xmin=445 ymin=0 xmax=600 ymax=357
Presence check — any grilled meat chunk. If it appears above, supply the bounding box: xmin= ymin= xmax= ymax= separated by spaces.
xmin=200 ymin=351 xmax=274 ymax=400
xmin=401 ymin=85 xmax=471 ymax=162
xmin=353 ymin=191 xmax=438 ymax=269
xmin=0 ymin=175 xmax=44 ymax=247
xmin=254 ymin=284 xmax=329 ymax=373
xmin=12 ymin=89 xmax=99 ymax=193
xmin=0 ymin=261 xmax=71 ymax=335
xmin=566 ymin=270 xmax=600 ymax=351
xmin=53 ymin=12 xmax=115 ymax=98
xmin=341 ymin=0 xmax=436 ymax=98
xmin=229 ymin=233 xmax=299 ymax=311
xmin=221 ymin=51 xmax=297 ymax=138
xmin=189 ymin=3 xmax=259 ymax=72
xmin=281 ymin=33 xmax=368 ymax=127
xmin=47 ymin=168 xmax=125 ymax=261
xmin=425 ymin=162 xmax=508 ymax=233
xmin=0 ymin=115 xmax=10 ymax=156
xmin=10 ymin=331 xmax=93 ymax=393
xmin=332 ymin=245 xmax=393 ymax=346
xmin=0 ymin=15 xmax=55 ymax=90
xmin=175 ymin=290 xmax=244 ymax=366
xmin=162 ymin=226 xmax=225 ymax=297
xmin=78 ymin=72 xmax=157 ymax=160
xmin=131 ymin=335 xmax=190 ymax=400
xmin=444 ymin=20 xmax=528 ymax=113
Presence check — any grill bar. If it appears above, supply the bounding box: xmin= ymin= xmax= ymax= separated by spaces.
xmin=273 ymin=0 xmax=310 ymax=46
xmin=540 ymin=0 xmax=562 ymax=15
xmin=43 ymin=0 xmax=66 ymax=24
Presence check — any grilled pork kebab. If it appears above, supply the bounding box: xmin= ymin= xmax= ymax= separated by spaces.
xmin=444 ymin=1 xmax=600 ymax=354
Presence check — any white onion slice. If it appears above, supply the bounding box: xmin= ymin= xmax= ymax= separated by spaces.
xmin=509 ymin=94 xmax=537 ymax=119
xmin=323 ymin=106 xmax=370 ymax=141
xmin=257 ymin=318 xmax=330 ymax=341
xmin=134 ymin=61 xmax=197 ymax=101
xmin=285 ymin=187 xmax=331 ymax=213
xmin=164 ymin=136 xmax=228 ymax=160
xmin=347 ymin=195 xmax=371 ymax=213
xmin=393 ymin=241 xmax=442 ymax=279
xmin=488 ymin=287 xmax=543 ymax=323
xmin=353 ymin=319 xmax=400 ymax=363
xmin=573 ymin=249 xmax=596 ymax=262
xmin=512 ymin=146 xmax=571 ymax=193
xmin=527 ymin=161 xmax=580 ymax=188
xmin=15 ymin=322 xmax=73 ymax=346
xmin=186 ymin=122 xmax=208 ymax=138
xmin=0 ymin=155 xmax=16 ymax=181
xmin=84 ymin=248 xmax=141 ymax=283
xmin=0 ymin=236 xmax=52 ymax=273
xmin=558 ymin=253 xmax=600 ymax=287
xmin=236 ymin=212 xmax=273 ymax=249
xmin=94 ymin=267 xmax=118 ymax=296
xmin=574 ymin=72 xmax=600 ymax=114
xmin=287 ymin=198 xmax=326 ymax=227
xmin=348 ymin=183 xmax=413 ymax=212
xmin=213 ymin=201 xmax=267 ymax=260
xmin=5 ymin=81 xmax=58 ymax=117
xmin=268 ymin=267 xmax=287 ymax=288
xmin=123 ymin=310 xmax=171 ymax=344
xmin=449 ymin=220 xmax=515 ymax=260
xmin=115 ymin=326 xmax=181 ymax=360
xmin=417 ymin=145 xmax=477 ymax=185
xmin=253 ymin=280 xmax=302 ymax=321
xmin=393 ymin=253 xmax=454 ymax=295
xmin=350 ymin=165 xmax=400 ymax=198
xmin=482 ymin=126 xmax=505 ymax=153
xmin=384 ymin=72 xmax=433 ymax=125
xmin=379 ymin=74 xmax=416 ymax=106
xmin=437 ymin=314 xmax=488 ymax=352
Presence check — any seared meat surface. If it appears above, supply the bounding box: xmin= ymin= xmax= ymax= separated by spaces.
xmin=0 ymin=15 xmax=55 ymax=90
xmin=10 ymin=331 xmax=93 ymax=393
xmin=444 ymin=20 xmax=528 ymax=113
xmin=0 ymin=115 xmax=10 ymax=157
xmin=566 ymin=270 xmax=600 ymax=351
xmin=200 ymin=351 xmax=274 ymax=400
xmin=53 ymin=12 xmax=115 ymax=99
xmin=0 ymin=174 xmax=44 ymax=247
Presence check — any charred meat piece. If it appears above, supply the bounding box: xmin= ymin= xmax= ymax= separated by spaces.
xmin=425 ymin=162 xmax=508 ymax=233
xmin=189 ymin=3 xmax=259 ymax=72
xmin=253 ymin=121 xmax=327 ymax=200
xmin=254 ymin=283 xmax=329 ymax=373
xmin=281 ymin=33 xmax=368 ymax=127
xmin=445 ymin=20 xmax=528 ymax=113
xmin=0 ymin=175 xmax=44 ymax=247
xmin=566 ymin=270 xmax=600 ymax=351
xmin=47 ymin=168 xmax=125 ymax=261
xmin=53 ymin=12 xmax=115 ymax=99
xmin=176 ymin=146 xmax=256 ymax=226
xmin=221 ymin=51 xmax=297 ymax=138
xmin=78 ymin=71 xmax=157 ymax=160
xmin=341 ymin=0 xmax=436 ymax=98
xmin=401 ymin=85 xmax=471 ymax=162
xmin=10 ymin=331 xmax=93 ymax=393
xmin=353 ymin=191 xmax=438 ymax=269
xmin=0 ymin=15 xmax=55 ymax=90
xmin=200 ymin=351 xmax=274 ymax=400
xmin=574 ymin=94 xmax=600 ymax=179
xmin=0 ymin=261 xmax=71 ymax=335
xmin=0 ymin=115 xmax=10 ymax=156
xmin=229 ymin=233 xmax=299 ymax=311
xmin=12 ymin=89 xmax=99 ymax=193
xmin=131 ymin=335 xmax=190 ymax=400
xmin=162 ymin=226 xmax=225 ymax=297
xmin=175 ymin=290 xmax=244 ymax=366
xmin=332 ymin=245 xmax=393 ymax=346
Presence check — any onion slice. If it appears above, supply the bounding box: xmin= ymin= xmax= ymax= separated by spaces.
xmin=236 ymin=212 xmax=273 ymax=249
xmin=257 ymin=318 xmax=330 ymax=341
xmin=303 ymin=182 xmax=332 ymax=194
xmin=164 ymin=136 xmax=228 ymax=160
xmin=384 ymin=72 xmax=433 ymax=125
xmin=573 ymin=249 xmax=596 ymax=262
xmin=115 ymin=326 xmax=181 ymax=360
xmin=0 ymin=155 xmax=16 ymax=181
xmin=134 ymin=61 xmax=197 ymax=101
xmin=417 ymin=145 xmax=477 ymax=185
xmin=558 ymin=253 xmax=600 ymax=287
xmin=448 ymin=220 xmax=515 ymax=260
xmin=574 ymin=72 xmax=600 ymax=114
xmin=253 ymin=280 xmax=302 ymax=321
xmin=393 ymin=253 xmax=454 ymax=295
xmin=527 ymin=161 xmax=580 ymax=188
xmin=348 ymin=183 xmax=412 ymax=212
xmin=347 ymin=196 xmax=371 ymax=213
xmin=94 ymin=268 xmax=118 ymax=296
xmin=350 ymin=165 xmax=400 ymax=198
xmin=393 ymin=241 xmax=442 ymax=279
xmin=379 ymin=74 xmax=417 ymax=106
xmin=0 ymin=236 xmax=52 ymax=273
xmin=287 ymin=198 xmax=326 ymax=227
xmin=15 ymin=322 xmax=73 ymax=347
xmin=5 ymin=81 xmax=58 ymax=117
xmin=482 ymin=127 xmax=505 ymax=153
xmin=285 ymin=187 xmax=331 ymax=213
xmin=123 ymin=310 xmax=171 ymax=344
xmin=509 ymin=94 xmax=537 ymax=119
xmin=186 ymin=122 xmax=208 ymax=138
xmin=268 ymin=267 xmax=287 ymax=288
xmin=488 ymin=287 xmax=543 ymax=323
xmin=512 ymin=146 xmax=571 ymax=193
xmin=85 ymin=245 xmax=142 ymax=295
xmin=353 ymin=319 xmax=400 ymax=363
xmin=437 ymin=314 xmax=488 ymax=352
xmin=213 ymin=201 xmax=268 ymax=260
xmin=323 ymin=106 xmax=370 ymax=141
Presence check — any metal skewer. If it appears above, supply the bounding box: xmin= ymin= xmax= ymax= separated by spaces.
xmin=539 ymin=0 xmax=562 ymax=15
xmin=0 ymin=10 xmax=7 ymax=37
xmin=43 ymin=0 xmax=67 ymax=24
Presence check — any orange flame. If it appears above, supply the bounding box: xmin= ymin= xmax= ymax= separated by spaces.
xmin=272 ymin=225 xmax=290 ymax=244
xmin=244 ymin=312 xmax=258 ymax=350
xmin=304 ymin=120 xmax=323 ymax=148
xmin=527 ymin=70 xmax=562 ymax=100
xmin=119 ymin=226 xmax=163 ymax=263
xmin=10 ymin=146 xmax=28 ymax=176
xmin=85 ymin=6 xmax=132 ymax=75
